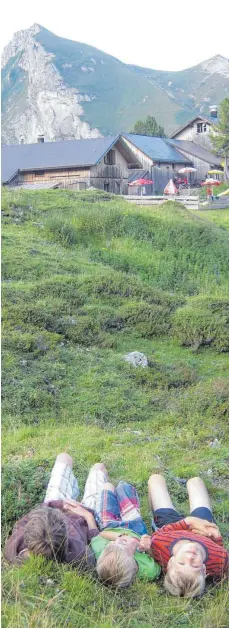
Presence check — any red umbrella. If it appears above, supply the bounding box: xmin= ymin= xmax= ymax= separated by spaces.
xmin=128 ymin=178 xmax=153 ymax=186
xmin=201 ymin=179 xmax=221 ymax=186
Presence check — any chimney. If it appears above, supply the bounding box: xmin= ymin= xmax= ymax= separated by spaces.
xmin=209 ymin=106 xmax=218 ymax=119
xmin=37 ymin=135 xmax=44 ymax=143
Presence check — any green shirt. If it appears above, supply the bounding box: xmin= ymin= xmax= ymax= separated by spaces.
xmin=91 ymin=528 xmax=161 ymax=581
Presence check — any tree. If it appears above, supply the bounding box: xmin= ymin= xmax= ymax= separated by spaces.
xmin=131 ymin=115 xmax=166 ymax=137
xmin=210 ymin=98 xmax=229 ymax=180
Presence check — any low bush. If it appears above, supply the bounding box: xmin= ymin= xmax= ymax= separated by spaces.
xmin=172 ymin=296 xmax=229 ymax=352
xmin=2 ymin=328 xmax=62 ymax=354
xmin=104 ymin=301 xmax=172 ymax=338
xmin=46 ymin=218 xmax=78 ymax=246
xmin=1 ymin=459 xmax=50 ymax=542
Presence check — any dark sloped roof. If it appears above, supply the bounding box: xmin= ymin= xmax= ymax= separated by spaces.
xmin=167 ymin=139 xmax=222 ymax=165
xmin=128 ymin=169 xmax=151 ymax=183
xmin=169 ymin=115 xmax=217 ymax=138
xmin=123 ymin=134 xmax=191 ymax=164
xmin=1 ymin=136 xmax=122 ymax=183
xmin=11 ymin=181 xmax=60 ymax=190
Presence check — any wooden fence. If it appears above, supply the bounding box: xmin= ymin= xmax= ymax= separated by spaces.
xmin=124 ymin=195 xmax=200 ymax=210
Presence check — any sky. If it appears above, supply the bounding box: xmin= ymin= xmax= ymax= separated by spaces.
xmin=1 ymin=0 xmax=229 ymax=71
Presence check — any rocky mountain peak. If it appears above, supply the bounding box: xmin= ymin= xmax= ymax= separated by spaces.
xmin=2 ymin=24 xmax=101 ymax=144
xmin=199 ymin=55 xmax=229 ymax=77
xmin=1 ymin=24 xmax=41 ymax=68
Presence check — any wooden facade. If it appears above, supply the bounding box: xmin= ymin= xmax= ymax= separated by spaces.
xmin=170 ymin=116 xmax=214 ymax=149
xmin=122 ymin=136 xmax=191 ymax=194
xmin=9 ymin=140 xmax=138 ymax=194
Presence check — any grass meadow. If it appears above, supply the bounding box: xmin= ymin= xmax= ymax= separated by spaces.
xmin=1 ymin=188 xmax=229 ymax=628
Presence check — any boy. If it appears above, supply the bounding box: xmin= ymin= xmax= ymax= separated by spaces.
xmin=4 ymin=453 xmax=105 ymax=568
xmin=90 ymin=479 xmax=161 ymax=587
xmin=138 ymin=474 xmax=228 ymax=597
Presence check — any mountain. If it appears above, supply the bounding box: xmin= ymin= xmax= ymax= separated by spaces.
xmin=130 ymin=55 xmax=229 ymax=126
xmin=2 ymin=24 xmax=229 ymax=144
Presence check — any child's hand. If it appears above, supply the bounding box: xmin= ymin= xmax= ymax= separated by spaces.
xmin=138 ymin=534 xmax=152 ymax=553
xmin=185 ymin=517 xmax=221 ymax=539
xmin=63 ymin=499 xmax=89 ymax=517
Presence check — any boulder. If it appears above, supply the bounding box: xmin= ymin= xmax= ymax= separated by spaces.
xmin=123 ymin=351 xmax=148 ymax=368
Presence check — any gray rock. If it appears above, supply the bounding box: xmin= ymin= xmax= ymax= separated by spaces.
xmin=124 ymin=352 xmax=148 ymax=368
xmin=209 ymin=438 xmax=220 ymax=448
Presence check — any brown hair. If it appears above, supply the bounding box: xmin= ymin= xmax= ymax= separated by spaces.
xmin=24 ymin=507 xmax=67 ymax=560
xmin=164 ymin=563 xmax=206 ymax=597
xmin=96 ymin=545 xmax=138 ymax=588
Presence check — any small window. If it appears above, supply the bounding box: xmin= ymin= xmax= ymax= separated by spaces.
xmin=104 ymin=182 xmax=109 ymax=192
xmin=35 ymin=170 xmax=45 ymax=176
xmin=197 ymin=123 xmax=203 ymax=134
xmin=104 ymin=149 xmax=116 ymax=165
xmin=172 ymin=163 xmax=175 ymax=170
xmin=203 ymin=124 xmax=207 ymax=132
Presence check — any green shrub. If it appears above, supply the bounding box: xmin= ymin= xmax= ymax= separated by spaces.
xmin=78 ymin=270 xmax=181 ymax=308
xmin=168 ymin=377 xmax=229 ymax=420
xmin=104 ymin=301 xmax=172 ymax=338
xmin=1 ymin=459 xmax=50 ymax=542
xmin=46 ymin=218 xmax=78 ymax=246
xmin=2 ymin=329 xmax=62 ymax=354
xmin=172 ymin=296 xmax=229 ymax=352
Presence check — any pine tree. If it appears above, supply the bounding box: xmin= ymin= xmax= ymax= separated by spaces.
xmin=131 ymin=116 xmax=166 ymax=137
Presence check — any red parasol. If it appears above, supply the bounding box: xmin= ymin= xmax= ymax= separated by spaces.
xmin=129 ymin=178 xmax=153 ymax=186
xmin=201 ymin=179 xmax=221 ymax=186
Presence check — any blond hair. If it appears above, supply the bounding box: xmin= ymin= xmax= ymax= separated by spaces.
xmin=164 ymin=563 xmax=206 ymax=598
xmin=24 ymin=507 xmax=67 ymax=560
xmin=96 ymin=545 xmax=138 ymax=588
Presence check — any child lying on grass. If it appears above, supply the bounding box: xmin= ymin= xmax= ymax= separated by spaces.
xmin=88 ymin=476 xmax=161 ymax=587
xmin=138 ymin=474 xmax=228 ymax=597
xmin=61 ymin=467 xmax=160 ymax=587
xmin=4 ymin=453 xmax=101 ymax=568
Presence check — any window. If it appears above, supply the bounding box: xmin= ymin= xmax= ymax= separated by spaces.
xmin=104 ymin=182 xmax=109 ymax=192
xmin=203 ymin=124 xmax=207 ymax=132
xmin=104 ymin=149 xmax=116 ymax=165
xmin=35 ymin=170 xmax=45 ymax=176
xmin=197 ymin=123 xmax=203 ymax=134
xmin=172 ymin=164 xmax=175 ymax=170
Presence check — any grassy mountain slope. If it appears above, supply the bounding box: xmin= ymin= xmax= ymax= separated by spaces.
xmin=2 ymin=25 xmax=228 ymax=140
xmin=130 ymin=55 xmax=229 ymax=123
xmin=2 ymin=189 xmax=229 ymax=628
xmin=35 ymin=26 xmax=183 ymax=135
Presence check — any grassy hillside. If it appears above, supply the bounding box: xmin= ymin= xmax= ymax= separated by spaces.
xmin=2 ymin=189 xmax=229 ymax=628
xmin=34 ymin=26 xmax=183 ymax=135
xmin=129 ymin=56 xmax=229 ymax=121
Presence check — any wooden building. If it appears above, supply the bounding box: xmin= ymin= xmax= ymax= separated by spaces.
xmin=121 ymin=134 xmax=192 ymax=194
xmin=169 ymin=108 xmax=218 ymax=149
xmin=1 ymin=136 xmax=141 ymax=193
xmin=121 ymin=133 xmax=222 ymax=192
xmin=167 ymin=139 xmax=222 ymax=181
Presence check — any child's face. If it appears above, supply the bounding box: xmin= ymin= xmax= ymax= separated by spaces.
xmin=170 ymin=541 xmax=206 ymax=576
xmin=111 ymin=535 xmax=139 ymax=556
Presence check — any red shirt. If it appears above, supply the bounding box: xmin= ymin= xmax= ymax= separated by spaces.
xmin=151 ymin=520 xmax=229 ymax=577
